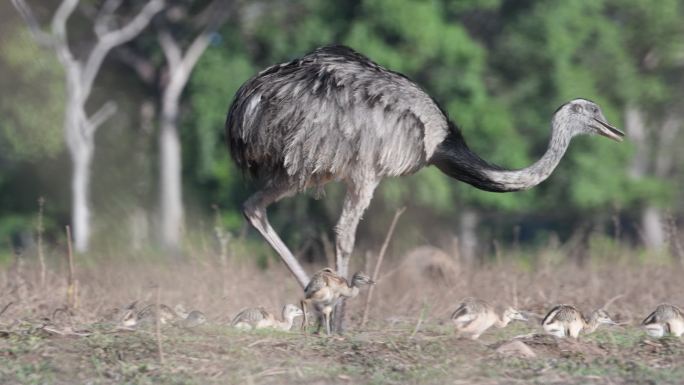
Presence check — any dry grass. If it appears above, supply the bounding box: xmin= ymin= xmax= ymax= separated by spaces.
xmin=1 ymin=243 xmax=684 ymax=384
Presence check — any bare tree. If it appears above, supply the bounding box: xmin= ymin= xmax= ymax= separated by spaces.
xmin=11 ymin=0 xmax=165 ymax=252
xmin=627 ymin=105 xmax=682 ymax=249
xmin=157 ymin=1 xmax=230 ymax=251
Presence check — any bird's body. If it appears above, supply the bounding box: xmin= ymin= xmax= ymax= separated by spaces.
xmin=231 ymin=304 xmax=303 ymax=331
xmin=642 ymin=304 xmax=684 ymax=338
xmin=179 ymin=310 xmax=207 ymax=328
xmin=226 ymin=45 xmax=623 ymax=331
xmin=301 ymin=268 xmax=374 ymax=335
xmin=136 ymin=303 xmax=179 ymax=326
xmin=450 ymin=298 xmax=527 ymax=340
xmin=542 ymin=305 xmax=614 ymax=339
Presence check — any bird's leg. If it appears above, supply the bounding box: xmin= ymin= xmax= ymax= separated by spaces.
xmin=300 ymin=299 xmax=308 ymax=332
xmin=332 ymin=178 xmax=379 ymax=333
xmin=243 ymin=184 xmax=310 ymax=288
xmin=324 ymin=307 xmax=333 ymax=336
xmin=315 ymin=314 xmax=323 ymax=334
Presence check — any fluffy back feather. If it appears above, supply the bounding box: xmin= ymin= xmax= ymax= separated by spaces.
xmin=226 ymin=45 xmax=449 ymax=189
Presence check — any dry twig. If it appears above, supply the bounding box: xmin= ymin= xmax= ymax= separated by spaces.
xmin=0 ymin=302 xmax=13 ymax=319
xmin=360 ymin=207 xmax=405 ymax=327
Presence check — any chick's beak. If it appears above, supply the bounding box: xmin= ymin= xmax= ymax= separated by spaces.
xmin=592 ymin=118 xmax=625 ymax=142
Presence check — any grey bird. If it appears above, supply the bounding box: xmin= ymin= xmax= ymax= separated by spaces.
xmin=226 ymin=45 xmax=624 ymax=330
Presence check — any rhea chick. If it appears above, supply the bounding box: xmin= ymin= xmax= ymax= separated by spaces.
xmin=642 ymin=304 xmax=684 ymax=338
xmin=231 ymin=304 xmax=303 ymax=331
xmin=450 ymin=298 xmax=527 ymax=340
xmin=301 ymin=268 xmax=375 ymax=335
xmin=542 ymin=305 xmax=615 ymax=339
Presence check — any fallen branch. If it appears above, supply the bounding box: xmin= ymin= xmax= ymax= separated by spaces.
xmin=360 ymin=207 xmax=406 ymax=328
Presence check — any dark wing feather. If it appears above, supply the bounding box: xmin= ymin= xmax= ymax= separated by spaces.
xmin=450 ymin=303 xmax=468 ymax=320
xmin=542 ymin=305 xmax=564 ymax=326
xmin=642 ymin=310 xmax=658 ymax=326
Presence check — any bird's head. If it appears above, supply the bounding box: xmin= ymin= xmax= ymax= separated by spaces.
xmin=503 ymin=307 xmax=528 ymax=322
xmin=590 ymin=309 xmax=616 ymax=325
xmin=351 ymin=272 xmax=375 ymax=287
xmin=283 ymin=304 xmax=304 ymax=319
xmin=554 ymin=99 xmax=624 ymax=142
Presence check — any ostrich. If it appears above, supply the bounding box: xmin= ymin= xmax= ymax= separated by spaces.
xmin=225 ymin=45 xmax=623 ymax=330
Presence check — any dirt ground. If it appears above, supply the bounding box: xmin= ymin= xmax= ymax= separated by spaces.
xmin=1 ymin=250 xmax=684 ymax=384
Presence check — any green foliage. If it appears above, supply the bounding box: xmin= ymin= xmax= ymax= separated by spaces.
xmin=0 ymin=28 xmax=64 ymax=160
xmin=4 ymin=0 xmax=684 ymax=251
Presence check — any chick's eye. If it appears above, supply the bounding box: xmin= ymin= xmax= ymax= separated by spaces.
xmin=592 ymin=106 xmax=598 ymax=113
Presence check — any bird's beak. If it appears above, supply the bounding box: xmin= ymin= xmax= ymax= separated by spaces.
xmin=592 ymin=118 xmax=625 ymax=142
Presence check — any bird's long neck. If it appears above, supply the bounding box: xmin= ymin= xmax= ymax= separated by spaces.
xmin=339 ymin=282 xmax=360 ymax=298
xmin=430 ymin=119 xmax=571 ymax=192
xmin=277 ymin=312 xmax=295 ymax=331
xmin=495 ymin=313 xmax=511 ymax=328
xmin=583 ymin=315 xmax=600 ymax=334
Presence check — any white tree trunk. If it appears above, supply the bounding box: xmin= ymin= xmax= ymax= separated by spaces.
xmin=71 ymin=143 xmax=93 ymax=252
xmin=156 ymin=26 xmax=217 ymax=251
xmin=642 ymin=206 xmax=665 ymax=249
xmin=459 ymin=209 xmax=479 ymax=265
xmin=625 ymin=105 xmax=668 ymax=249
xmin=159 ymin=113 xmax=184 ymax=249
xmin=12 ymin=0 xmax=164 ymax=252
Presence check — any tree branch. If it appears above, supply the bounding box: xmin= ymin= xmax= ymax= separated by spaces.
xmin=94 ymin=0 xmax=124 ymax=38
xmin=113 ymin=46 xmax=157 ymax=85
xmin=158 ymin=29 xmax=182 ymax=71
xmin=160 ymin=0 xmax=228 ymax=109
xmin=10 ymin=0 xmax=55 ymax=47
xmin=82 ymin=0 xmax=165 ymax=98
xmin=85 ymin=101 xmax=118 ymax=137
xmin=12 ymin=0 xmax=77 ymax=72
xmin=50 ymin=0 xmax=79 ymax=37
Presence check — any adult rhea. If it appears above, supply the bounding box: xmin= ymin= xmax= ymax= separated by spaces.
xmin=225 ymin=45 xmax=623 ymax=328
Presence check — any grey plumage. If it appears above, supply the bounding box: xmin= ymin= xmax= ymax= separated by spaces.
xmin=225 ymin=45 xmax=623 ymax=329
xmin=227 ymin=46 xmax=446 ymax=190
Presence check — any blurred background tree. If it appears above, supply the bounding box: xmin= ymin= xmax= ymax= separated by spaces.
xmin=2 ymin=0 xmax=683 ymax=266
